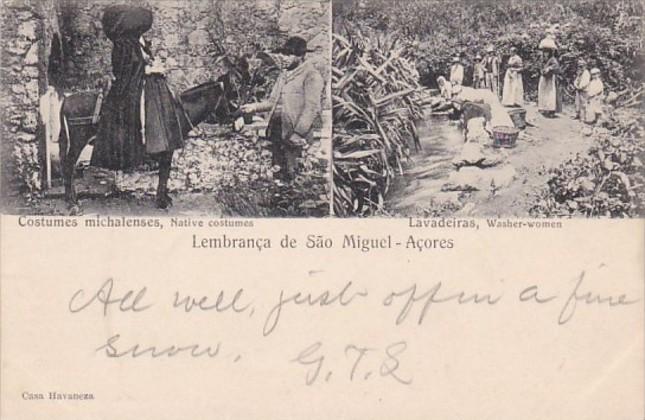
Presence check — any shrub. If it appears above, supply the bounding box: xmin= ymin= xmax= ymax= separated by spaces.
xmin=334 ymin=0 xmax=643 ymax=101
xmin=332 ymin=25 xmax=423 ymax=216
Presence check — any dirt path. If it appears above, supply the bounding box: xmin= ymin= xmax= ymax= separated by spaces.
xmin=24 ymin=193 xmax=227 ymax=217
xmin=387 ymin=102 xmax=593 ymax=217
xmin=22 ymin=121 xmax=329 ymax=217
xmin=22 ymin=103 xmax=592 ymax=218
xmin=471 ymin=104 xmax=591 ymax=216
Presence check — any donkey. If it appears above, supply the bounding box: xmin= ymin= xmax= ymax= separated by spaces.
xmin=58 ymin=71 xmax=243 ymax=211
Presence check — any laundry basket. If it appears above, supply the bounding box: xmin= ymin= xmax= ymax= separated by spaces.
xmin=492 ymin=126 xmax=520 ymax=148
xmin=508 ymin=108 xmax=527 ymax=129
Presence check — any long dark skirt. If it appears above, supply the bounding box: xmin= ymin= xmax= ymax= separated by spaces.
xmin=143 ymin=74 xmax=184 ymax=154
xmin=91 ymin=85 xmax=146 ymax=170
xmin=90 ymin=75 xmax=184 ymax=170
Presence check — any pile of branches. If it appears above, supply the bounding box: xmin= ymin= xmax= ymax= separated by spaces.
xmin=332 ymin=26 xmax=423 ymax=216
xmin=530 ymin=108 xmax=645 ymax=217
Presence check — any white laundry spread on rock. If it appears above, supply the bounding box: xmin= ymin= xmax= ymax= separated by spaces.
xmin=455 ymin=86 xmax=514 ymax=128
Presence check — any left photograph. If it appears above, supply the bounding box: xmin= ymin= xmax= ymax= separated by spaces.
xmin=1 ymin=0 xmax=331 ymax=217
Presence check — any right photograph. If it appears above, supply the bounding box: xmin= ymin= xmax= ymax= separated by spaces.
xmin=331 ymin=0 xmax=644 ymax=218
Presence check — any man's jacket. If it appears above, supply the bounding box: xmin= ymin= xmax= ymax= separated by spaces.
xmin=256 ymin=60 xmax=324 ymax=142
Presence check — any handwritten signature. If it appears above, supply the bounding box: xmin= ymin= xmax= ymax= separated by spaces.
xmin=291 ymin=341 xmax=412 ymax=385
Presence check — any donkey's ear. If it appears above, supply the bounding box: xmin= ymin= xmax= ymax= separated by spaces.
xmin=256 ymin=51 xmax=277 ymax=67
xmin=223 ymin=56 xmax=234 ymax=69
xmin=208 ymin=41 xmax=226 ymax=58
xmin=237 ymin=55 xmax=250 ymax=70
xmin=215 ymin=55 xmax=235 ymax=72
xmin=236 ymin=56 xmax=251 ymax=83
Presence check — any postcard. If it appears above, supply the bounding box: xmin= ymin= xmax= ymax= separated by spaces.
xmin=1 ymin=1 xmax=643 ymax=419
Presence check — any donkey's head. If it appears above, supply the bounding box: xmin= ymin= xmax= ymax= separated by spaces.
xmin=211 ymin=52 xmax=281 ymax=122
xmin=179 ymin=80 xmax=227 ymax=127
xmin=209 ymin=55 xmax=252 ymax=123
xmin=180 ymin=53 xmax=279 ymax=127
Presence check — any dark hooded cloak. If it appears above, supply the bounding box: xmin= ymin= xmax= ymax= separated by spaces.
xmin=91 ymin=5 xmax=184 ymax=170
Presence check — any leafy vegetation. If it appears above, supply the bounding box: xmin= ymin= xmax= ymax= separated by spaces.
xmin=334 ymin=0 xmax=644 ymax=218
xmin=531 ymin=109 xmax=645 ymax=217
xmin=112 ymin=53 xmax=330 ymax=217
xmin=332 ymin=26 xmax=423 ymax=216
xmin=334 ymin=0 xmax=643 ymax=101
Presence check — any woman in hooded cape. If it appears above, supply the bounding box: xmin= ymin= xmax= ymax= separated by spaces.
xmin=90 ymin=5 xmax=185 ymax=172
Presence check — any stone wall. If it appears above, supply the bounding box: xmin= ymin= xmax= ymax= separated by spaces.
xmin=57 ymin=0 xmax=330 ymax=93
xmin=57 ymin=0 xmax=286 ymax=94
xmin=1 ymin=0 xmax=60 ymax=205
xmin=280 ymin=0 xmax=331 ymax=108
xmin=1 ymin=0 xmax=330 ymax=204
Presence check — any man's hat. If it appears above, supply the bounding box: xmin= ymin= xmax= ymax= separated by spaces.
xmin=590 ymin=68 xmax=601 ymax=75
xmin=275 ymin=36 xmax=312 ymax=57
xmin=486 ymin=45 xmax=495 ymax=53
xmin=452 ymin=56 xmax=460 ymax=63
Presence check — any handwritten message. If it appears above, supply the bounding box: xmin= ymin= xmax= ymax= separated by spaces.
xmin=67 ymin=267 xmax=639 ymax=386
xmin=3 ymin=217 xmax=644 ymax=420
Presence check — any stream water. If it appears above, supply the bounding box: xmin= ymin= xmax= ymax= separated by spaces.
xmin=386 ymin=111 xmax=464 ymax=214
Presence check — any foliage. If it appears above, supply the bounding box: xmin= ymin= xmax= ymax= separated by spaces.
xmin=333 ymin=0 xmax=644 ymax=218
xmin=334 ymin=130 xmax=392 ymax=215
xmin=332 ymin=26 xmax=423 ymax=216
xmin=204 ymin=53 xmax=329 ymax=217
xmin=227 ymin=53 xmax=282 ymax=105
xmin=334 ymin=0 xmax=643 ymax=101
xmin=114 ymin=125 xmax=329 ymax=217
xmin=214 ymin=161 xmax=329 ymax=217
xmin=113 ymin=52 xmax=329 ymax=217
xmin=530 ymin=109 xmax=645 ymax=217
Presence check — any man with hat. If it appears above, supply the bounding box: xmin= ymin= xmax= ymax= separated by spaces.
xmin=449 ymin=56 xmax=464 ymax=86
xmin=241 ymin=36 xmax=324 ymax=181
xmin=473 ymin=53 xmax=485 ymax=89
xmin=483 ymin=46 xmax=500 ymax=98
